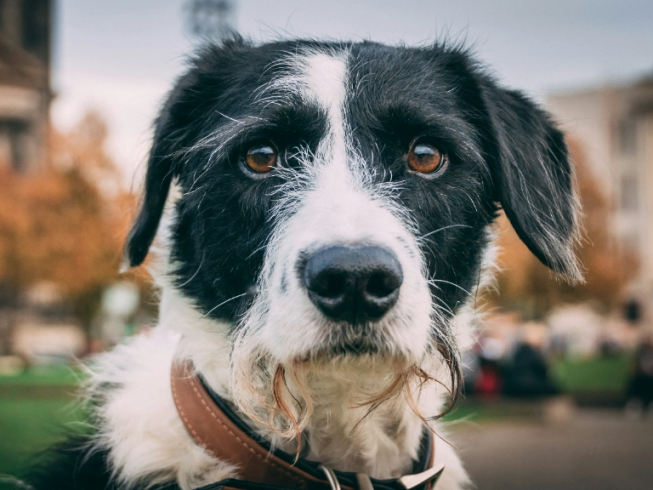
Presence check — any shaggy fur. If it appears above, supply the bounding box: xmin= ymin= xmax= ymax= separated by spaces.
xmin=26 ymin=37 xmax=579 ymax=490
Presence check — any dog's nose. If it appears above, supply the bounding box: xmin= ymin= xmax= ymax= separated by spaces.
xmin=302 ymin=245 xmax=403 ymax=323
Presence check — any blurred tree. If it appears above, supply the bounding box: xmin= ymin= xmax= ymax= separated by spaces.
xmin=489 ymin=138 xmax=638 ymax=319
xmin=0 ymin=111 xmax=142 ymax=348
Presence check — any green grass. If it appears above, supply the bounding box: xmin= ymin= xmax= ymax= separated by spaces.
xmin=551 ymin=354 xmax=632 ymax=394
xmin=0 ymin=365 xmax=88 ymax=482
xmin=442 ymin=398 xmax=518 ymax=422
xmin=0 ymin=364 xmax=85 ymax=387
xmin=0 ymin=397 xmax=87 ymax=476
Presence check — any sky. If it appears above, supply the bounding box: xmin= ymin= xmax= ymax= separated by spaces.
xmin=51 ymin=0 xmax=653 ymax=186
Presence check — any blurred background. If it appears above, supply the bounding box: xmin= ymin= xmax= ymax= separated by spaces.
xmin=0 ymin=1 xmax=652 ymax=489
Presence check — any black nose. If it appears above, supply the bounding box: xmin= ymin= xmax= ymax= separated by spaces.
xmin=302 ymin=246 xmax=403 ymax=324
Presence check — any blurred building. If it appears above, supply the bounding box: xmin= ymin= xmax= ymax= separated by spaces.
xmin=547 ymin=74 xmax=653 ymax=319
xmin=185 ymin=0 xmax=236 ymax=41
xmin=0 ymin=0 xmax=52 ymax=172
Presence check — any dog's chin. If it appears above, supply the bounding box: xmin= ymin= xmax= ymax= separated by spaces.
xmin=293 ymin=339 xmax=417 ymax=368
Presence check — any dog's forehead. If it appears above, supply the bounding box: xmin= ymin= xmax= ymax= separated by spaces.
xmin=254 ymin=43 xmax=452 ymax=114
xmin=294 ymin=51 xmax=348 ymax=110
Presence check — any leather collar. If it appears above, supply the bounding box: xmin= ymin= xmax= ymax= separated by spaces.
xmin=171 ymin=359 xmax=444 ymax=490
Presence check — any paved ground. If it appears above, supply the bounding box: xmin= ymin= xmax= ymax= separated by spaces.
xmin=449 ymin=409 xmax=653 ymax=490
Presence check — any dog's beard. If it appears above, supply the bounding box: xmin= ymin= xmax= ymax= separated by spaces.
xmin=229 ymin=327 xmax=461 ymax=458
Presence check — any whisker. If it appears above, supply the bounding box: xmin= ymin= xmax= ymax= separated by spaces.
xmin=177 ymin=251 xmax=205 ymax=287
xmin=203 ymin=292 xmax=249 ymax=318
xmin=418 ymin=224 xmax=471 ymax=241
xmin=427 ymin=278 xmax=471 ymax=296
xmin=431 ymin=296 xmax=455 ymax=317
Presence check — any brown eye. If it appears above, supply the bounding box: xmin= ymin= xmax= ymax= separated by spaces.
xmin=245 ymin=145 xmax=277 ymax=174
xmin=407 ymin=143 xmax=445 ymax=174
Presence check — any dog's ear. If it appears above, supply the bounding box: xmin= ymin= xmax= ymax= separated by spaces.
xmin=122 ymin=129 xmax=174 ymax=269
xmin=122 ymin=84 xmax=184 ymax=269
xmin=480 ymin=83 xmax=582 ymax=282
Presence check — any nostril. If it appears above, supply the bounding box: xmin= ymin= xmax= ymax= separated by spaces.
xmin=365 ymin=270 xmax=401 ymax=298
xmin=308 ymin=270 xmax=347 ymax=299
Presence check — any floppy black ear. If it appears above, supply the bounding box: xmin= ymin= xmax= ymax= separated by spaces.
xmin=122 ymin=86 xmax=183 ymax=269
xmin=122 ymin=133 xmax=174 ymax=269
xmin=481 ymin=83 xmax=582 ymax=282
xmin=122 ymin=152 xmax=174 ymax=269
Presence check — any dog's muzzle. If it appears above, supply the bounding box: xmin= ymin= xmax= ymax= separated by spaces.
xmin=301 ymin=245 xmax=403 ymax=324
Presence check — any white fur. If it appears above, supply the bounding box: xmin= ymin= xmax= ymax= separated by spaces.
xmin=86 ymin=327 xmax=238 ymax=490
xmin=90 ymin=48 xmax=473 ymax=489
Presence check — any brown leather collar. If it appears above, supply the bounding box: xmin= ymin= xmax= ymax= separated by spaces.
xmin=171 ymin=359 xmax=444 ymax=490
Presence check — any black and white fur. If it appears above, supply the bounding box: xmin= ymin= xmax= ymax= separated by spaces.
xmin=29 ymin=38 xmax=580 ymax=490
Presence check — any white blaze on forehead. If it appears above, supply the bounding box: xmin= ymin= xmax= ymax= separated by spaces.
xmin=297 ymin=52 xmax=347 ymax=121
xmin=295 ymin=51 xmax=348 ymax=159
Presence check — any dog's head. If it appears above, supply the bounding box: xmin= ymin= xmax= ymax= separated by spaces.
xmin=124 ymin=38 xmax=579 ymax=427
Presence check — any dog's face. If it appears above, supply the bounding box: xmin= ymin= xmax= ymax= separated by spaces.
xmin=125 ymin=39 xmax=579 ymax=396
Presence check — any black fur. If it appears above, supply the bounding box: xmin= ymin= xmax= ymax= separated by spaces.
xmin=26 ymin=435 xmax=180 ymax=490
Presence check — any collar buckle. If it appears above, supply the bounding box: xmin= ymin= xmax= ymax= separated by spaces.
xmin=398 ymin=463 xmax=445 ymax=489
xmin=319 ymin=466 xmax=342 ymax=490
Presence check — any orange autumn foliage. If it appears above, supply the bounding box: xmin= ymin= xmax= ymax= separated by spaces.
xmin=0 ymin=111 xmax=138 ymax=326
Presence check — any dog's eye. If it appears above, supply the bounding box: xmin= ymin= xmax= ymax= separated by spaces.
xmin=407 ymin=143 xmax=446 ymax=174
xmin=244 ymin=145 xmax=277 ymax=174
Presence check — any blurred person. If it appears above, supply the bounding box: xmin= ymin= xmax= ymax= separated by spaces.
xmin=625 ymin=334 xmax=653 ymax=418
xmin=474 ymin=337 xmax=505 ymax=398
xmin=474 ymin=356 xmax=503 ymax=398
xmin=503 ymin=328 xmax=559 ymax=397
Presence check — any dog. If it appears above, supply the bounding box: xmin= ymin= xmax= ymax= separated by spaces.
xmin=29 ymin=37 xmax=580 ymax=490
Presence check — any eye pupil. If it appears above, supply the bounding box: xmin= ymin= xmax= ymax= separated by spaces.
xmin=407 ymin=142 xmax=444 ymax=174
xmin=245 ymin=145 xmax=277 ymax=173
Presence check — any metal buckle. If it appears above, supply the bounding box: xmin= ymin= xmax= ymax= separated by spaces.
xmin=319 ymin=465 xmax=342 ymax=490
xmin=398 ymin=463 xmax=445 ymax=489
xmin=319 ymin=463 xmax=445 ymax=490
xmin=356 ymin=473 xmax=374 ymax=490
